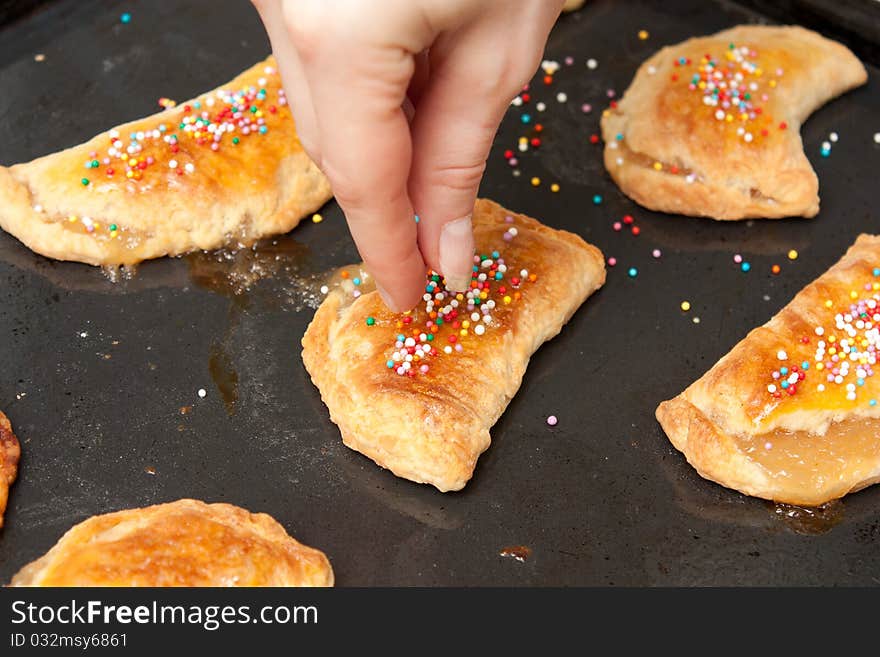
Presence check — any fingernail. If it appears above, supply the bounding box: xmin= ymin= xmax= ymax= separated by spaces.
xmin=439 ymin=215 xmax=474 ymax=292
xmin=376 ymin=282 xmax=402 ymax=313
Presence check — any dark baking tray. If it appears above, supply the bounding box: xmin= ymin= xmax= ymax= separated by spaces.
xmin=1 ymin=0 xmax=879 ymax=586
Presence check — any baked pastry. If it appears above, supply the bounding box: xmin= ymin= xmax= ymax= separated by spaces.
xmin=657 ymin=234 xmax=880 ymax=506
xmin=10 ymin=499 xmax=333 ymax=586
xmin=601 ymin=25 xmax=867 ymax=220
xmin=302 ymin=198 xmax=605 ymax=491
xmin=0 ymin=56 xmax=330 ymax=266
xmin=0 ymin=411 xmax=20 ymax=528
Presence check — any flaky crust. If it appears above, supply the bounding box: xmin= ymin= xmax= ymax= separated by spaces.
xmin=601 ymin=25 xmax=867 ymax=220
xmin=302 ymin=198 xmax=606 ymax=491
xmin=657 ymin=235 xmax=880 ymax=505
xmin=0 ymin=56 xmax=331 ymax=266
xmin=9 ymin=499 xmax=333 ymax=587
xmin=0 ymin=411 xmax=20 ymax=528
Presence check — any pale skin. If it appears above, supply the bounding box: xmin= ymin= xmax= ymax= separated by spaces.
xmin=251 ymin=0 xmax=565 ymax=311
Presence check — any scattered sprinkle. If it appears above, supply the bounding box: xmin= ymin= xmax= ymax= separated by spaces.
xmin=771 ymin=264 xmax=781 ymax=275
xmin=197 ymin=388 xmax=207 ymax=398
xmin=733 ymin=254 xmax=743 ymax=264
xmin=556 ymin=92 xmax=568 ymax=103
xmin=692 ymin=316 xmax=701 ymax=324
xmin=680 ymin=301 xmax=691 ymax=311
xmin=414 ymin=214 xmax=420 ymax=223
xmin=607 ymin=257 xmax=617 ymax=267
xmin=586 ymin=58 xmax=598 ymax=70
xmin=531 ymin=176 xmax=541 ymax=187
xmin=638 ymin=30 xmax=649 ymax=40
xmin=741 ymin=262 xmax=751 ymax=272
xmin=652 ymin=249 xmax=662 ymax=258
xmin=366 ymin=317 xmax=375 ymax=326
xmin=546 ymin=415 xmax=558 ymax=426
xmin=311 ymin=213 xmax=323 ymax=224
xmin=34 ymin=53 xmax=45 ymax=62
xmin=628 ymin=267 xmax=638 ymax=278
xmin=787 ymin=249 xmax=798 ymax=260
xmin=592 ymin=194 xmax=603 ymax=205
xmin=550 ymin=183 xmax=560 ymax=193
xmin=120 ymin=12 xmax=132 ymax=24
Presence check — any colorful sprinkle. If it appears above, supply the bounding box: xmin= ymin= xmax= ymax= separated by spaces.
xmin=787 ymin=249 xmax=798 ymax=260
xmin=628 ymin=267 xmax=638 ymax=278
xmin=680 ymin=301 xmax=691 ymax=311
xmin=546 ymin=415 xmax=558 ymax=426
xmin=120 ymin=12 xmax=131 ymax=24
xmin=383 ymin=227 xmax=534 ymax=377
xmin=312 ymin=213 xmax=323 ymax=224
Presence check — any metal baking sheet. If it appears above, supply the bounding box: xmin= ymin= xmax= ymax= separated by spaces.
xmin=1 ymin=0 xmax=878 ymax=586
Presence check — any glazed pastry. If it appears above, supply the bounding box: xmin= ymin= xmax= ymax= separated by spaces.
xmin=601 ymin=25 xmax=867 ymax=220
xmin=0 ymin=56 xmax=331 ymax=266
xmin=657 ymin=234 xmax=880 ymax=506
xmin=0 ymin=411 xmax=20 ymax=528
xmin=302 ymin=198 xmax=605 ymax=491
xmin=10 ymin=499 xmax=333 ymax=586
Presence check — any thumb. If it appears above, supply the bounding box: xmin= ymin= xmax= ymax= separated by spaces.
xmin=407 ymin=30 xmax=542 ymax=291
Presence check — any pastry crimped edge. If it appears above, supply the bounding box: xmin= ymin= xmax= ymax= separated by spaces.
xmin=656 ymin=234 xmax=880 ymax=506
xmin=9 ymin=498 xmax=334 ymax=587
xmin=0 ymin=411 xmax=21 ymax=528
xmin=601 ymin=25 xmax=868 ymax=220
xmin=0 ymin=56 xmax=332 ymax=266
xmin=302 ymin=198 xmax=606 ymax=492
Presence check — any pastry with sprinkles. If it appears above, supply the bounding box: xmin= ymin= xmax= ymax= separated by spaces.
xmin=657 ymin=234 xmax=880 ymax=506
xmin=0 ymin=411 xmax=20 ymax=529
xmin=601 ymin=25 xmax=866 ymax=219
xmin=0 ymin=56 xmax=331 ymax=266
xmin=302 ymin=199 xmax=606 ymax=492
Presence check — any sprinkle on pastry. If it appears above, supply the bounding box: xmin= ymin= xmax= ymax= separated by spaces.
xmin=382 ymin=223 xmax=535 ymax=377
xmin=86 ymin=69 xmax=282 ymax=184
xmin=67 ymin=67 xmax=288 ymax=240
xmin=765 ymin=268 xmax=880 ymax=404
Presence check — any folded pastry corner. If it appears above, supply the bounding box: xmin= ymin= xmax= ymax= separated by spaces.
xmin=0 ymin=56 xmax=331 ymax=266
xmin=657 ymin=234 xmax=880 ymax=506
xmin=302 ymin=198 xmax=606 ymax=491
xmin=0 ymin=411 xmax=20 ymax=528
xmin=602 ymin=25 xmax=867 ymax=220
xmin=9 ymin=498 xmax=334 ymax=586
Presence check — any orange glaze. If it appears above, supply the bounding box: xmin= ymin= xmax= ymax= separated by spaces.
xmin=697 ymin=258 xmax=880 ymax=427
xmin=655 ymin=42 xmax=797 ymax=156
xmin=29 ymin=56 xmax=305 ymax=238
xmin=736 ymin=418 xmax=880 ymax=498
xmin=331 ymin=216 xmax=546 ymax=412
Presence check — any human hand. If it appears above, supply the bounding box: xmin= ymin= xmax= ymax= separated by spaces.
xmin=252 ymin=0 xmax=564 ymax=310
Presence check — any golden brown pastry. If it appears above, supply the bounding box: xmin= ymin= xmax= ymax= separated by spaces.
xmin=601 ymin=25 xmax=867 ymax=220
xmin=0 ymin=411 xmax=21 ymax=528
xmin=10 ymin=499 xmax=333 ymax=586
xmin=657 ymin=234 xmax=880 ymax=506
xmin=0 ymin=56 xmax=331 ymax=266
xmin=302 ymin=198 xmax=605 ymax=491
